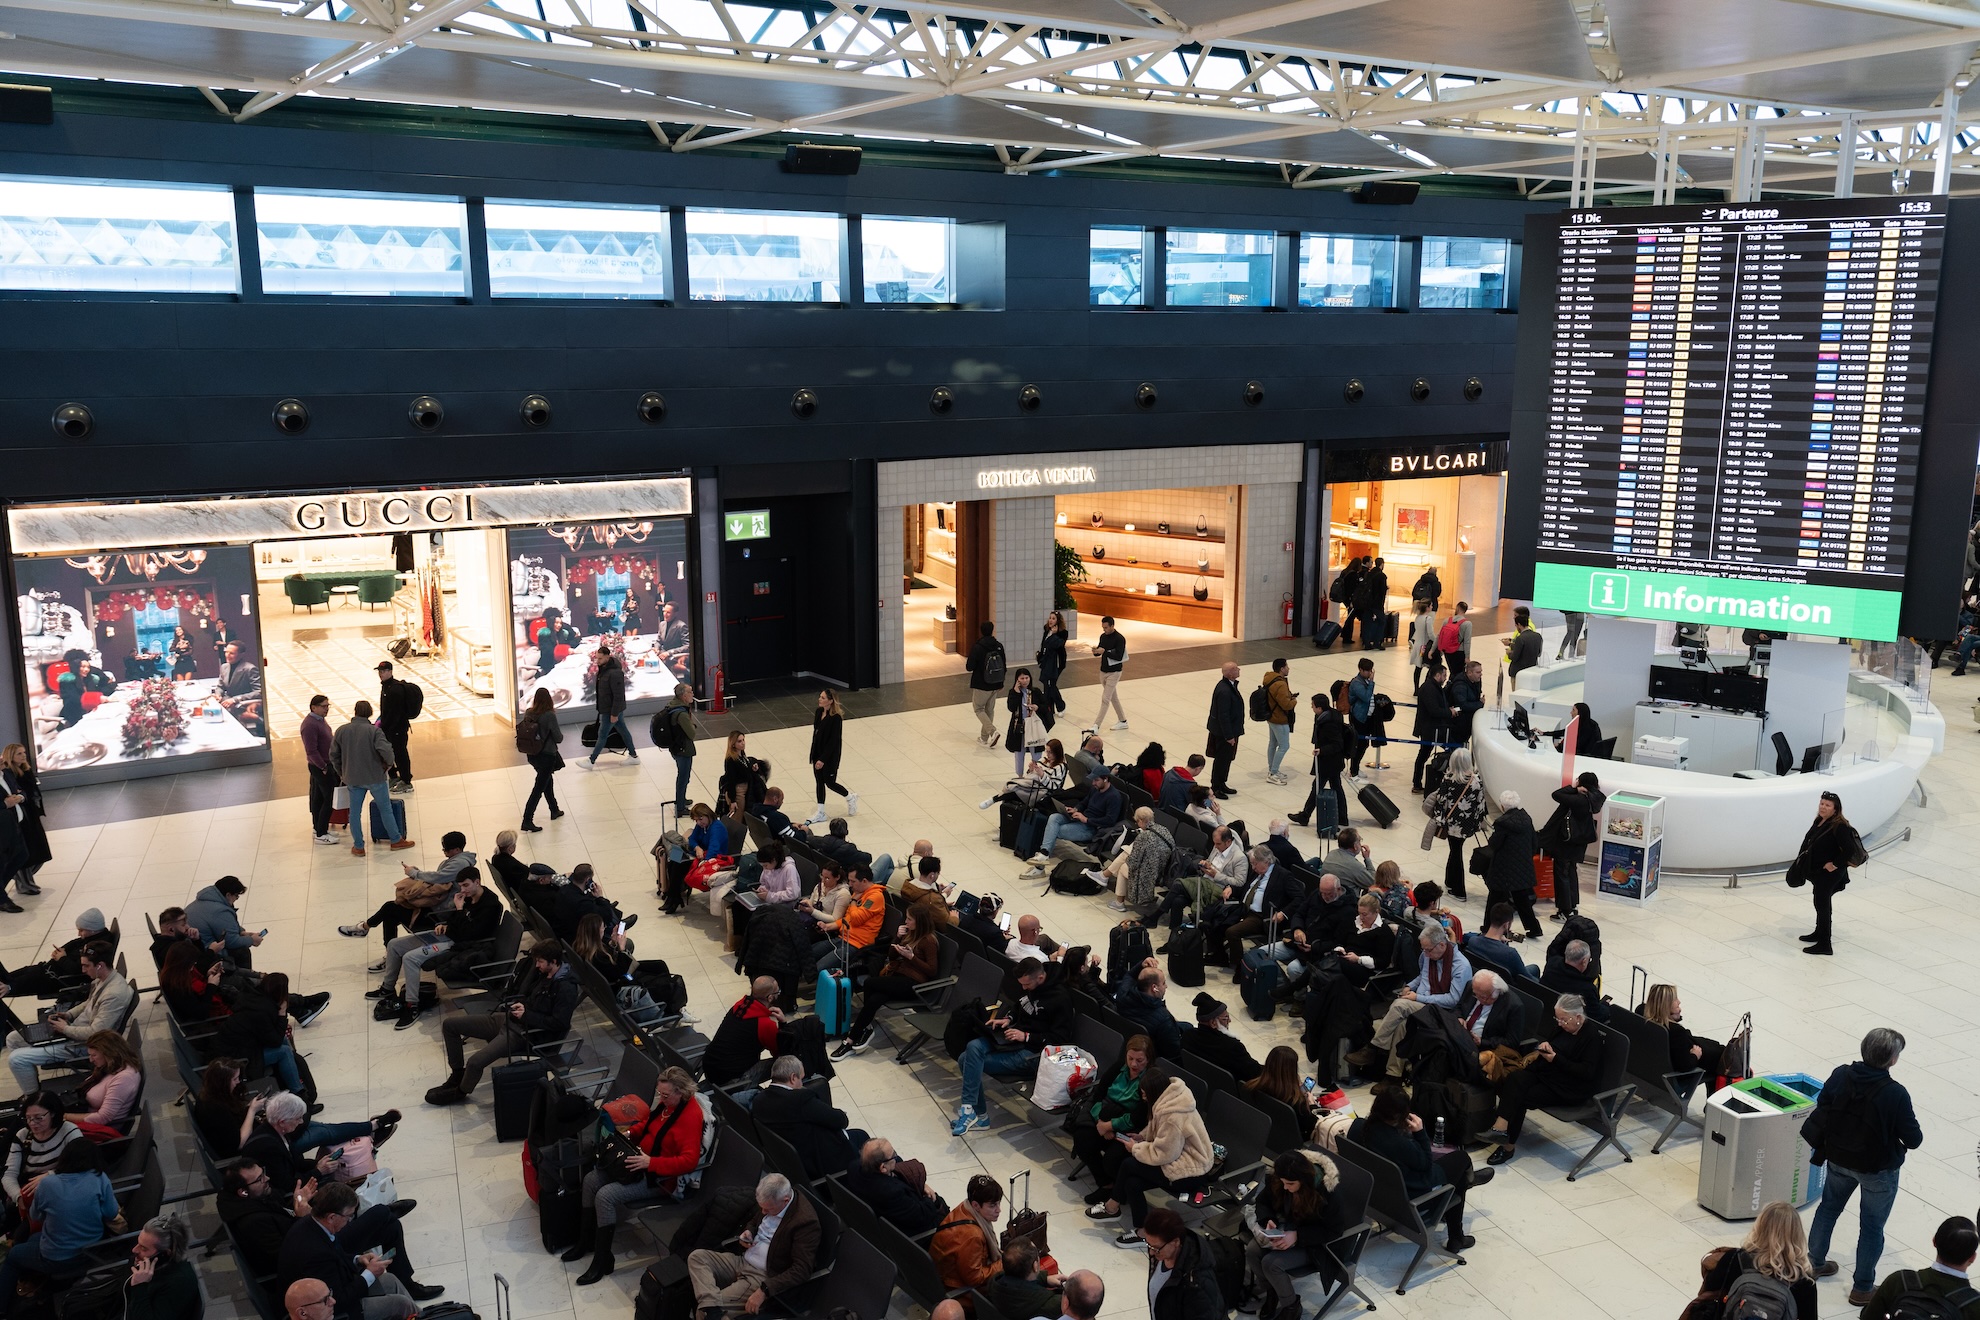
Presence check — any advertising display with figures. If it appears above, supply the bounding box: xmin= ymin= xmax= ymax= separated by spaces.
xmin=1598 ymin=790 xmax=1665 ymax=903
xmin=12 ymin=544 xmax=267 ymax=782
xmin=507 ymin=519 xmax=692 ymax=717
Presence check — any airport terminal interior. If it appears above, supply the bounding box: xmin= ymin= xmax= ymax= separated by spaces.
xmin=5 ymin=3 xmax=1980 ymax=1320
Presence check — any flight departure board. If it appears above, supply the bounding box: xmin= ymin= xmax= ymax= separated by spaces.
xmin=1529 ymin=196 xmax=1947 ymax=641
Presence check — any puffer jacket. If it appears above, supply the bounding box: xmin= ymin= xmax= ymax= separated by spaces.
xmin=1123 ymin=822 xmax=1175 ymax=910
xmin=1132 ymin=1078 xmax=1216 ymax=1181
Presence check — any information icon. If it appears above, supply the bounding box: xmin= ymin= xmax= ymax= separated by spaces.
xmin=1589 ymin=571 xmax=1628 ymax=613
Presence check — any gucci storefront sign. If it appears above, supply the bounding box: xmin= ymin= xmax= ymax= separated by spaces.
xmin=8 ymin=477 xmax=693 ymax=555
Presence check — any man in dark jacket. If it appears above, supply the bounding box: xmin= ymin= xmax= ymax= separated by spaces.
xmin=1857 ymin=1215 xmax=1980 ymax=1320
xmin=1461 ymin=905 xmax=1538 ymax=983
xmin=1158 ymin=757 xmax=1205 ymax=813
xmin=843 ymin=1138 xmax=947 ymax=1236
xmin=952 ymin=958 xmax=1073 ymax=1135
xmin=1505 ymin=607 xmax=1543 ymax=684
xmin=1219 ymin=846 xmax=1299 ymax=971
xmin=519 ymin=863 xmax=608 ymax=941
xmin=1540 ymin=940 xmax=1609 ymax=1021
xmin=1453 ymin=970 xmax=1527 ymax=1055
xmin=1481 ymin=994 xmax=1606 ymax=1165
xmin=965 ymin=622 xmax=1006 ymax=747
xmin=1113 ymin=961 xmax=1183 ymax=1059
xmin=1205 ymin=663 xmax=1245 ymax=799
xmin=424 ymin=940 xmax=580 ymax=1104
xmin=278 ymin=1182 xmax=425 ymax=1320
xmin=1448 ymin=660 xmax=1486 ymax=744
xmin=223 ymin=1163 xmax=436 ymax=1300
xmin=1411 ymin=665 xmax=1454 ymax=794
xmin=587 ymin=645 xmax=638 ymax=764
xmin=686 ymin=1173 xmax=821 ymax=1316
xmin=987 ymin=1241 xmax=1061 ymax=1320
xmin=806 ymin=819 xmax=871 ymax=872
xmin=1143 ymin=1208 xmax=1222 ymax=1318
xmin=1806 ymin=1027 xmax=1925 ymax=1305
xmin=1353 ymin=558 xmax=1389 ymax=651
xmin=374 ymin=661 xmax=417 ymax=792
xmin=751 ymin=1056 xmax=865 ymax=1178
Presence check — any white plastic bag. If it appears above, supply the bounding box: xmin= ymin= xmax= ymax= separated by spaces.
xmin=1031 ymin=1044 xmax=1097 ymax=1111
xmin=355 ymin=1167 xmax=397 ymax=1213
xmin=332 ymin=786 xmax=350 ymax=809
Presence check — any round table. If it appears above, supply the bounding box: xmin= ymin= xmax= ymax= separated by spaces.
xmin=330 ymin=585 xmax=359 ymax=608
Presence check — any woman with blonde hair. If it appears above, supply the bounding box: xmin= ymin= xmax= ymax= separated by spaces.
xmin=807 ymin=688 xmax=853 ymax=824
xmin=718 ymin=731 xmax=768 ymax=813
xmin=0 ymin=742 xmax=46 ymax=900
xmin=1640 ymin=984 xmax=1726 ymax=1080
xmin=1697 ymin=1200 xmax=1815 ymax=1318
xmin=565 ymin=1065 xmax=704 ymax=1284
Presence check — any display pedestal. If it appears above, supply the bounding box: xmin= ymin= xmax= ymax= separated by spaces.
xmin=931 ymin=616 xmax=957 ymax=654
xmin=1598 ymin=790 xmax=1664 ymax=903
xmin=1457 ymin=550 xmax=1476 ymax=607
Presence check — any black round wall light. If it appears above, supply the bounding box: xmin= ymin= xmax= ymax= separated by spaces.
xmin=791 ymin=388 xmax=819 ymax=419
xmin=1410 ymin=377 xmax=1431 ymax=401
xmin=1242 ymin=381 xmax=1265 ymax=408
xmin=408 ymin=396 xmax=444 ymax=431
xmin=637 ymin=391 xmax=667 ymax=424
xmin=1464 ymin=376 xmax=1484 ymax=401
xmin=272 ymin=399 xmax=309 ymax=435
xmin=929 ymin=386 xmax=955 ymax=415
xmin=1134 ymin=382 xmax=1158 ymax=411
xmin=519 ymin=394 xmax=552 ymax=429
xmin=51 ymin=403 xmax=92 ymax=440
xmin=1343 ymin=379 xmax=1364 ymax=404
xmin=1017 ymin=384 xmax=1042 ymax=413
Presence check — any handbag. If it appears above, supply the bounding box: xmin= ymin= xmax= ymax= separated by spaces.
xmin=1156 ymin=582 xmax=1172 ymax=596
xmin=1091 ymin=511 xmax=1103 ymax=526
xmin=1195 ymin=515 xmax=1209 ymax=537
xmin=1023 ymin=713 xmax=1047 ymax=746
xmin=1468 ymin=844 xmax=1493 ymax=877
xmin=1157 ymin=522 xmax=1171 ymax=534
xmin=1092 ymin=546 xmax=1106 ymax=559
xmin=1193 ymin=577 xmax=1209 ymax=602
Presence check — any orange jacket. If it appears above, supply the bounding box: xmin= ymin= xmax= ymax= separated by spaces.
xmin=828 ymin=885 xmax=885 ymax=950
xmin=930 ymin=1208 xmax=1002 ymax=1293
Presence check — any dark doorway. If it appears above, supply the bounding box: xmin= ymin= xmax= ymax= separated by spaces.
xmin=719 ymin=490 xmax=857 ymax=687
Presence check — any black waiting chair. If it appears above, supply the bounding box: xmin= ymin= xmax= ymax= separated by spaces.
xmin=776 ymin=1226 xmax=894 ymax=1320
xmin=1612 ymin=1008 xmax=1707 ymax=1154
xmin=891 ymin=951 xmax=1004 ymax=1065
xmin=1536 ymin=1019 xmax=1638 ymax=1180
xmin=633 ymin=1125 xmax=764 ymax=1247
xmin=1307 ymin=1153 xmax=1381 ymax=1320
xmin=1333 ymin=1134 xmax=1461 ymax=1294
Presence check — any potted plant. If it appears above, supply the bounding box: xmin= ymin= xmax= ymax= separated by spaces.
xmin=1054 ymin=541 xmax=1087 ymax=640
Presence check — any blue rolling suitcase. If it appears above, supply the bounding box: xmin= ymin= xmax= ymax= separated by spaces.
xmin=367 ymin=795 xmax=408 ymax=842
xmin=1013 ymin=808 xmax=1048 ymax=860
xmin=814 ymin=967 xmax=851 ymax=1037
xmin=1314 ymin=619 xmax=1342 ymax=648
xmin=1239 ymin=947 xmax=1281 ymax=1021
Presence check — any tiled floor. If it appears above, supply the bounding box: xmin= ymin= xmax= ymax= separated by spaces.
xmin=25 ymin=617 xmax=1980 ymax=1320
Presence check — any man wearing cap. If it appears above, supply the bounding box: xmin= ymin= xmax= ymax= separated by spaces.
xmin=1022 ymin=769 xmax=1123 ymax=880
xmin=0 ymin=908 xmax=114 ymax=998
xmin=374 ymin=662 xmax=417 ymax=794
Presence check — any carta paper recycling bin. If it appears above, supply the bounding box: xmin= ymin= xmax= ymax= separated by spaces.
xmin=1698 ymin=1074 xmax=1825 ymax=1219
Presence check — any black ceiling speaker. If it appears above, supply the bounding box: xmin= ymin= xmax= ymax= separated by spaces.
xmin=0 ymin=85 xmax=54 ymax=126
xmin=1464 ymin=376 xmax=1484 ymax=401
xmin=519 ymin=394 xmax=551 ymax=428
xmin=272 ymin=399 xmax=309 ymax=435
xmin=50 ymin=403 xmax=91 ymax=440
xmin=1351 ymin=180 xmax=1421 ymax=205
xmin=637 ymin=391 xmax=666 ymax=424
xmin=791 ymin=388 xmax=819 ymax=419
xmin=408 ymin=396 xmax=444 ymax=431
xmin=929 ymin=386 xmax=954 ymax=415
xmin=1411 ymin=377 xmax=1431 ymax=401
xmin=1242 ymin=380 xmax=1265 ymax=408
xmin=781 ymin=143 xmax=862 ymax=176
xmin=1134 ymin=382 xmax=1158 ymax=411
xmin=1343 ymin=379 xmax=1364 ymax=403
xmin=1017 ymin=384 xmax=1042 ymax=413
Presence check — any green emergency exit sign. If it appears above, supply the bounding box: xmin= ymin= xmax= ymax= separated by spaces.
xmin=724 ymin=510 xmax=771 ymax=541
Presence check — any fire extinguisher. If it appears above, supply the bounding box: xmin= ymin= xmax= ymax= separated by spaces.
xmin=1281 ymin=593 xmax=1295 ymax=639
xmin=709 ymin=663 xmax=728 ymax=714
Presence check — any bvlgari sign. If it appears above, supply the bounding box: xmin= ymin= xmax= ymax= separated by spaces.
xmin=8 ymin=477 xmax=692 ymax=556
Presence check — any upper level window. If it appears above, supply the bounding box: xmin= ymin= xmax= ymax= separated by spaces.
xmin=863 ymin=217 xmax=952 ymax=304
xmin=484 ymin=200 xmax=669 ymax=299
xmin=1166 ymin=229 xmax=1275 ymax=307
xmin=1298 ymin=234 xmax=1398 ymax=308
xmin=1090 ymin=226 xmax=1146 ymax=306
xmin=0 ymin=176 xmax=238 ymax=294
xmin=1419 ymin=236 xmax=1510 ymax=308
xmin=256 ymin=191 xmax=467 ymax=297
xmin=686 ymin=209 xmax=842 ymax=302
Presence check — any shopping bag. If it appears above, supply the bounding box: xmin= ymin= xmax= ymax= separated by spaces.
xmin=332 ymin=786 xmax=350 ymax=809
xmin=1031 ymin=1044 xmax=1097 ymax=1111
xmin=354 ymin=1168 xmax=397 ymax=1213
xmin=1533 ymin=855 xmax=1555 ymax=903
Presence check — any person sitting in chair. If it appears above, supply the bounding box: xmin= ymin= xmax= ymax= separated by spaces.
xmin=1479 ymin=994 xmax=1606 ymax=1166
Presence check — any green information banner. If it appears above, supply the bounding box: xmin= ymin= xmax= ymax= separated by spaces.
xmin=1532 ymin=560 xmax=1902 ymax=641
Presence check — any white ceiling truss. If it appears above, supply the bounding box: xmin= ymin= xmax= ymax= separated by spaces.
xmin=6 ymin=0 xmax=1980 ymax=195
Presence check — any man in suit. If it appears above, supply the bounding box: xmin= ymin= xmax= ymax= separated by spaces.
xmin=656 ymin=601 xmax=691 ymax=664
xmin=1541 ymin=940 xmax=1609 ymax=1021
xmin=1205 ymin=662 xmax=1245 ymax=799
xmin=277 ymin=1182 xmax=419 ymax=1320
xmin=842 ymin=1138 xmax=947 ymax=1236
xmin=1480 ymin=994 xmax=1606 ymax=1165
xmin=1454 ymin=969 xmax=1528 ymax=1066
xmin=1218 ymin=845 xmax=1298 ymax=972
xmin=217 ymin=640 xmax=265 ymax=735
xmin=221 ymin=1163 xmax=437 ymax=1300
xmin=751 ymin=1055 xmax=865 ymax=1178
xmin=686 ymin=1172 xmax=821 ymax=1320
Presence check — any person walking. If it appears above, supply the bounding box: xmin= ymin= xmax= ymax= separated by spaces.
xmin=1424 ymin=748 xmax=1487 ymax=901
xmin=1410 ymin=664 xmax=1453 ymax=795
xmin=965 ymin=622 xmax=1006 ymax=747
xmin=807 ymin=689 xmax=853 ymax=823
xmin=653 ymin=683 xmax=697 ymax=815
xmin=1437 ymin=602 xmax=1472 ymax=670
xmin=1261 ymin=659 xmax=1296 ymax=785
xmin=1287 ymin=686 xmax=1350 ymax=832
xmin=1205 ymin=663 xmax=1245 ymax=800
xmin=518 ymin=687 xmax=565 ymax=833
xmin=1091 ymin=616 xmax=1129 ymax=731
xmin=330 ymin=700 xmax=412 ymax=857
xmin=0 ymin=745 xmax=50 ymax=895
xmin=586 ymin=643 xmax=637 ymax=764
xmin=1408 ymin=601 xmax=1439 ymax=688
xmin=1482 ymin=789 xmax=1541 ymax=938
xmin=1352 ymin=557 xmax=1389 ymax=651
xmin=1540 ymin=771 xmax=1605 ymax=920
xmin=374 ymin=662 xmax=417 ymax=793
xmin=1037 ymin=611 xmax=1069 ymax=716
xmin=300 ymin=697 xmax=338 ymax=847
xmin=1804 ymin=1027 xmax=1923 ymax=1308
xmin=1789 ymin=791 xmax=1863 ymax=956
xmin=1325 ymin=557 xmax=1367 ymax=647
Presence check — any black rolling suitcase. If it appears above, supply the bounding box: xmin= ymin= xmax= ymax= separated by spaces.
xmin=1358 ymin=782 xmax=1400 ymax=828
xmin=999 ymin=799 xmax=1024 ymax=851
xmin=532 ymin=1136 xmax=583 ymax=1250
xmin=1013 ymin=808 xmax=1048 ymax=859
xmin=1166 ymin=922 xmax=1206 ymax=987
xmin=1381 ymin=611 xmax=1400 ymax=649
xmin=492 ymin=1057 xmax=548 ymax=1141
xmin=1314 ymin=619 xmax=1342 ymax=648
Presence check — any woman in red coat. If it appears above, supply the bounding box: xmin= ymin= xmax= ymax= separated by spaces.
xmin=566 ymin=1067 xmax=706 ymax=1285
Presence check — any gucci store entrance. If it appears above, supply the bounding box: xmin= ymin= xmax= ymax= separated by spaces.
xmin=2 ymin=477 xmax=696 ymax=787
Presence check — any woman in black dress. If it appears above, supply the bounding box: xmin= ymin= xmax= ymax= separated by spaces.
xmin=1639 ymin=983 xmax=1724 ymax=1079
xmin=1036 ymin=611 xmax=1069 ymax=717
xmin=1788 ymin=790 xmax=1860 ymax=955
xmin=168 ymin=627 xmax=197 ymax=679
xmin=1 ymin=745 xmax=49 ymax=896
xmin=808 ymin=690 xmax=850 ymax=823
xmin=1541 ymin=770 xmax=1606 ymax=922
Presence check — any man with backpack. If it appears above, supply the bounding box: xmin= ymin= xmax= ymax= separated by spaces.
xmin=1857 ymin=1215 xmax=1980 ymax=1319
xmin=652 ymin=683 xmax=697 ymax=814
xmin=1438 ymin=603 xmax=1472 ymax=669
xmin=374 ymin=661 xmax=421 ymax=793
xmin=1258 ymin=659 xmax=1297 ymax=785
xmin=965 ymin=622 xmax=1006 ymax=746
xmin=1804 ymin=1027 xmax=1924 ymax=1307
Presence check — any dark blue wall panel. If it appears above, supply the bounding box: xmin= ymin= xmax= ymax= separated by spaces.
xmin=0 ymin=107 xmax=1552 ymax=501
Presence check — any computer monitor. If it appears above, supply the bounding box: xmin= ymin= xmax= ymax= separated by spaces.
xmin=1800 ymin=742 xmax=1835 ymax=774
xmin=1707 ymin=672 xmax=1768 ymax=713
xmin=1507 ymin=704 xmax=1531 ymax=742
xmin=1648 ymin=665 xmax=1709 ymax=705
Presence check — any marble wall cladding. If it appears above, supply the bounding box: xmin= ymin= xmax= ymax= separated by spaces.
xmin=878 ymin=507 xmax=907 ymax=685
xmin=994 ymin=496 xmax=1056 ymax=659
xmin=1240 ymin=480 xmax=1301 ymax=640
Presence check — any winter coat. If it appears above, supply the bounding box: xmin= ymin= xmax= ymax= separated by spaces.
xmin=593 ymin=657 xmax=627 ymax=718
xmin=329 ymin=717 xmax=394 ymax=786
xmin=1787 ymin=817 xmax=1860 ymax=889
xmin=1484 ymin=807 xmax=1537 ymax=893
xmin=186 ymin=884 xmax=254 ymax=953
xmin=1242 ymin=1148 xmax=1348 ymax=1252
xmin=1148 ymin=1229 xmax=1224 ymax=1320
xmin=1132 ymin=1078 xmax=1216 ymax=1181
xmin=1425 ymin=773 xmax=1488 ymax=839
xmin=1123 ymin=822 xmax=1175 ymax=910
xmin=1412 ymin=678 xmax=1453 ymax=736
xmin=743 ymin=903 xmax=816 ymax=991
xmin=1411 ymin=570 xmax=1441 ymax=610
xmin=1351 ymin=569 xmax=1388 ymax=617
xmin=1264 ymin=671 xmax=1296 ymax=726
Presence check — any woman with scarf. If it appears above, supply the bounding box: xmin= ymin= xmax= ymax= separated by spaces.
xmin=931 ymin=1175 xmax=1012 ymax=1298
xmin=1787 ymin=791 xmax=1862 ymax=956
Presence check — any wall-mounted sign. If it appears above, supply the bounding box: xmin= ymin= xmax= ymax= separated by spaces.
xmin=724 ymin=510 xmax=772 ymax=541
xmin=8 ymin=477 xmax=692 ymax=556
xmin=1323 ymin=441 xmax=1507 ymax=483
xmin=974 ymin=465 xmax=1097 ymax=491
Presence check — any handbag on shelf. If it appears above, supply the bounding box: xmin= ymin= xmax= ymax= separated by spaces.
xmin=1091 ymin=511 xmax=1104 ymax=526
xmin=1195 ymin=515 xmax=1209 ymax=537
xmin=1197 ymin=556 xmax=1210 ymax=572
xmin=1156 ymin=582 xmax=1172 ymax=596
xmin=1192 ymin=577 xmax=1209 ymax=602
xmin=1093 ymin=546 xmax=1106 ymax=560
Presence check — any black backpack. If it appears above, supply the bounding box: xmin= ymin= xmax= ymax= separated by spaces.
xmin=1249 ymin=685 xmax=1272 ymax=722
xmin=401 ymin=680 xmax=425 ymax=719
xmin=650 ymin=704 xmax=692 ymax=755
xmin=1106 ymin=920 xmax=1154 ymax=988
xmin=981 ymin=642 xmax=1006 ymax=689
xmin=1880 ymin=1271 xmax=1980 ymax=1320
xmin=515 ymin=714 xmax=546 ymax=757
xmin=1204 ymin=1231 xmax=1249 ymax=1312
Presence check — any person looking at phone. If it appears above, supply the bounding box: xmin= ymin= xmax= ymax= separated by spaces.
xmin=4 ymin=941 xmax=132 ymax=1093
xmin=242 ymin=1092 xmax=401 ymax=1200
xmin=1242 ymin=1152 xmax=1354 ymax=1319
xmin=222 ymin=1163 xmax=433 ymax=1301
xmin=277 ymin=1181 xmax=420 ymax=1320
xmin=833 ymin=906 xmax=940 ymax=1057
xmin=366 ymin=868 xmax=503 ymax=1032
xmin=564 ymin=1068 xmax=704 ymax=1286
xmin=0 ymin=1139 xmax=120 ymax=1315
xmin=423 ymin=940 xmax=580 ymax=1106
